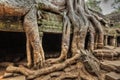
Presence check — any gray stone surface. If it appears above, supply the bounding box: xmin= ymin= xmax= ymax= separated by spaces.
xmin=101 ymin=60 xmax=120 ymax=72
xmin=105 ymin=72 xmax=120 ymax=80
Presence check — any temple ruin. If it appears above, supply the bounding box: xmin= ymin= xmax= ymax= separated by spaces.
xmin=0 ymin=1 xmax=120 ymax=79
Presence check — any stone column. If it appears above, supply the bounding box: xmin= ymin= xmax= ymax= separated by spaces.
xmin=110 ymin=36 xmax=116 ymax=47
xmin=104 ymin=35 xmax=108 ymax=46
xmin=116 ymin=36 xmax=117 ymax=47
xmin=39 ymin=32 xmax=43 ymax=43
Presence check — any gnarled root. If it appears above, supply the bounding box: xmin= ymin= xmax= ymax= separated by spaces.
xmin=5 ymin=50 xmax=102 ymax=80
xmin=6 ymin=53 xmax=80 ymax=79
xmin=24 ymin=6 xmax=45 ymax=69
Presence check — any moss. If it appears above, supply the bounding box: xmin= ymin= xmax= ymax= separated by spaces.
xmin=0 ymin=11 xmax=63 ymax=33
xmin=38 ymin=3 xmax=46 ymax=10
xmin=39 ymin=25 xmax=62 ymax=33
xmin=0 ymin=22 xmax=5 ymax=29
xmin=0 ymin=21 xmax=23 ymax=32
xmin=39 ymin=10 xmax=62 ymax=21
xmin=38 ymin=19 xmax=62 ymax=27
xmin=113 ymin=24 xmax=120 ymax=28
xmin=37 ymin=10 xmax=63 ymax=33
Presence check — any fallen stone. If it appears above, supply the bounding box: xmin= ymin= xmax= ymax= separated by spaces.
xmin=93 ymin=47 xmax=120 ymax=60
xmin=105 ymin=72 xmax=120 ymax=80
xmin=101 ymin=60 xmax=120 ymax=72
xmin=104 ymin=46 xmax=115 ymax=50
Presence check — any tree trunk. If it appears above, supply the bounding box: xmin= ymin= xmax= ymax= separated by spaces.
xmin=0 ymin=0 xmax=45 ymax=68
xmin=46 ymin=0 xmax=105 ymax=63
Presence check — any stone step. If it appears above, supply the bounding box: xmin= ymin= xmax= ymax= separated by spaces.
xmin=101 ymin=60 xmax=120 ymax=72
xmin=105 ymin=72 xmax=120 ymax=80
xmin=93 ymin=48 xmax=120 ymax=60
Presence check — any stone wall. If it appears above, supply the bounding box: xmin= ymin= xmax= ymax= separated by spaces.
xmin=0 ymin=11 xmax=63 ymax=33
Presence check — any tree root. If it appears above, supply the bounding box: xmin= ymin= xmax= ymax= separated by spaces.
xmin=5 ymin=50 xmax=103 ymax=80
xmin=54 ymin=72 xmax=78 ymax=80
xmin=6 ymin=65 xmax=34 ymax=76
xmin=6 ymin=53 xmax=80 ymax=79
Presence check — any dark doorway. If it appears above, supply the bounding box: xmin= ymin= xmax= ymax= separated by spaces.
xmin=85 ymin=32 xmax=90 ymax=49
xmin=117 ymin=36 xmax=120 ymax=47
xmin=108 ymin=36 xmax=113 ymax=46
xmin=0 ymin=31 xmax=26 ymax=62
xmin=42 ymin=33 xmax=62 ymax=58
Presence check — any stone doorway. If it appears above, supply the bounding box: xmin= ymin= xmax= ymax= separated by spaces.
xmin=0 ymin=31 xmax=26 ymax=62
xmin=42 ymin=33 xmax=62 ymax=58
xmin=117 ymin=36 xmax=120 ymax=47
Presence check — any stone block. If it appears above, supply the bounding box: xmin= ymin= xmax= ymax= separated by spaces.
xmin=105 ymin=72 xmax=120 ymax=80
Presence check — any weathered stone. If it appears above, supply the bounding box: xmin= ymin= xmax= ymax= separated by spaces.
xmin=93 ymin=48 xmax=120 ymax=60
xmin=0 ymin=10 xmax=63 ymax=33
xmin=101 ymin=60 xmax=120 ymax=72
xmin=105 ymin=72 xmax=120 ymax=80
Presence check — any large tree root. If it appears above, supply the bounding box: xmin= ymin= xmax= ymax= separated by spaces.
xmin=5 ymin=50 xmax=103 ymax=80
xmin=6 ymin=53 xmax=80 ymax=79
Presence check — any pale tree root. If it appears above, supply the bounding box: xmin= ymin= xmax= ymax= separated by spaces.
xmin=33 ymin=71 xmax=78 ymax=80
xmin=80 ymin=50 xmax=104 ymax=80
xmin=23 ymin=6 xmax=45 ymax=69
xmin=5 ymin=50 xmax=103 ymax=80
xmin=6 ymin=53 xmax=80 ymax=79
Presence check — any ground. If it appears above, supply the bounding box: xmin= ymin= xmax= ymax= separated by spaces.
xmin=0 ymin=46 xmax=120 ymax=80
